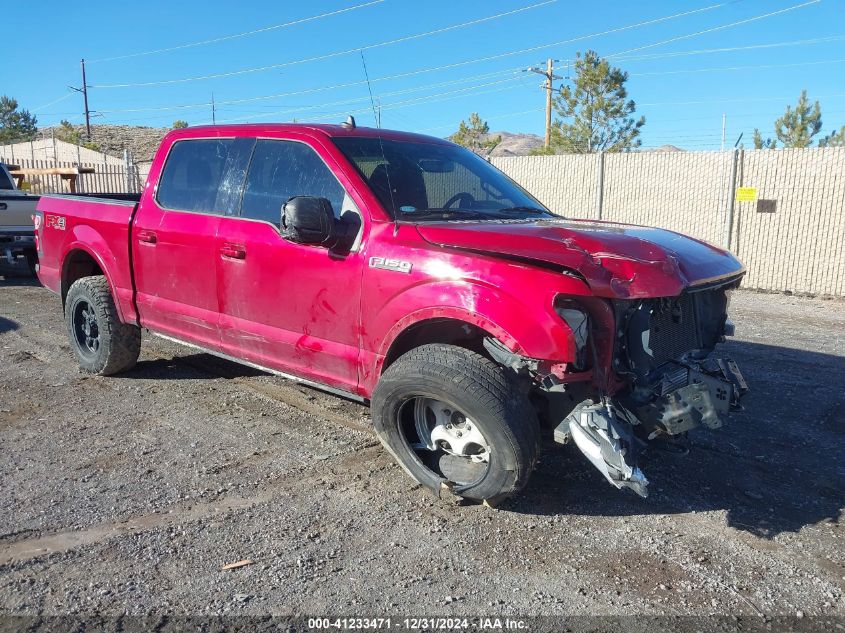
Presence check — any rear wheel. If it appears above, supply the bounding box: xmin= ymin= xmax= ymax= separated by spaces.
xmin=24 ymin=251 xmax=37 ymax=276
xmin=65 ymin=275 xmax=141 ymax=375
xmin=372 ymin=344 xmax=539 ymax=503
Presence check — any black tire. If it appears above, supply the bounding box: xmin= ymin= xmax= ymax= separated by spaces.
xmin=372 ymin=344 xmax=540 ymax=503
xmin=64 ymin=275 xmax=141 ymax=375
xmin=24 ymin=251 xmax=37 ymax=277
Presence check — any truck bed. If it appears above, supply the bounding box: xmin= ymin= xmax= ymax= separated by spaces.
xmin=35 ymin=194 xmax=140 ymax=323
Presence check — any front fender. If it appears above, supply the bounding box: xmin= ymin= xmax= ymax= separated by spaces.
xmin=374 ymin=279 xmax=574 ymax=360
xmin=358 ymin=264 xmax=594 ymax=397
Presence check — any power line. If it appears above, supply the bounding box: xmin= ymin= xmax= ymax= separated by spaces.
xmin=630 ymin=58 xmax=845 ymax=78
xmin=88 ymin=0 xmax=387 ymax=63
xmin=606 ymin=0 xmax=822 ymax=61
xmin=86 ymin=0 xmax=809 ymax=129
xmin=83 ymin=0 xmax=746 ymax=117
xmin=613 ymin=35 xmax=845 ymax=63
xmin=65 ymin=75 xmax=535 ymax=127
xmin=216 ymin=76 xmax=534 ymax=124
xmin=95 ymin=67 xmax=524 ymax=114
xmin=31 ymin=92 xmax=75 ymax=112
xmin=419 ymin=108 xmax=546 ymax=133
xmin=638 ymin=93 xmax=845 ymax=107
xmin=89 ymin=0 xmax=558 ymax=88
xmin=60 ymin=0 xmax=827 ymax=133
xmin=302 ymin=81 xmax=539 ymax=126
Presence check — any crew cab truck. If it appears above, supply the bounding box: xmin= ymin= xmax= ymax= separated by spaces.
xmin=0 ymin=163 xmax=39 ymax=274
xmin=34 ymin=121 xmax=748 ymax=504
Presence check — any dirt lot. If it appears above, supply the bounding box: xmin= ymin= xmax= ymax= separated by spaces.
xmin=0 ymin=262 xmax=843 ymax=620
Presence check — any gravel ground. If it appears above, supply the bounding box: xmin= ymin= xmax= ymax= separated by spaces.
xmin=0 ymin=262 xmax=843 ymax=620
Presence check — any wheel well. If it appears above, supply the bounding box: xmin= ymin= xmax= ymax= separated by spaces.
xmin=61 ymin=250 xmax=103 ymax=304
xmin=382 ymin=318 xmax=494 ymax=374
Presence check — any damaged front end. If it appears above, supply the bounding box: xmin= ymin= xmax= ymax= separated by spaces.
xmin=544 ymin=279 xmax=748 ymax=497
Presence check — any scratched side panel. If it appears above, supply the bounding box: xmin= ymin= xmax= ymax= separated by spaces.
xmin=132 ymin=208 xmax=222 ymax=349
xmin=216 ymin=217 xmax=363 ymax=393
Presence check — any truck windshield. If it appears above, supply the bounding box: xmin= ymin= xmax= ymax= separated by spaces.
xmin=333 ymin=137 xmax=554 ymax=221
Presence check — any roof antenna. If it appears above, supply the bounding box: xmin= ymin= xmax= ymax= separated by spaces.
xmin=359 ymin=50 xmax=399 ymax=235
xmin=359 ymin=51 xmax=380 ymax=130
xmin=342 ymin=115 xmax=356 ymax=129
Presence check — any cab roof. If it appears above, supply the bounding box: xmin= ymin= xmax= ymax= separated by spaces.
xmin=177 ymin=122 xmax=452 ymax=145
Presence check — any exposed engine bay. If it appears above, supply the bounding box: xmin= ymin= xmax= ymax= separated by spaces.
xmin=539 ymin=280 xmax=747 ymax=498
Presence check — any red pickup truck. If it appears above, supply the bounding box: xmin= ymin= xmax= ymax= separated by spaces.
xmin=34 ymin=121 xmax=747 ymax=504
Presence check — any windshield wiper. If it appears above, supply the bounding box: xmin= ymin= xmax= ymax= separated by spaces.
xmin=496 ymin=205 xmax=553 ymax=216
xmin=399 ymin=208 xmax=491 ymax=221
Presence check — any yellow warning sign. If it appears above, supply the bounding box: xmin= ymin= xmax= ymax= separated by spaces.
xmin=736 ymin=187 xmax=758 ymax=202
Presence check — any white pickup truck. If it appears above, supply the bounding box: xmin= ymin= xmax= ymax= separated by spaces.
xmin=0 ymin=163 xmax=38 ymax=273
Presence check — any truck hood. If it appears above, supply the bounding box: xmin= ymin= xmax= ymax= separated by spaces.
xmin=415 ymin=218 xmax=745 ymax=298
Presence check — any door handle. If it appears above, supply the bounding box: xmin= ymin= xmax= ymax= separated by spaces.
xmin=138 ymin=230 xmax=157 ymax=244
xmin=0 ymin=203 xmax=7 ymax=210
xmin=220 ymin=243 xmax=246 ymax=260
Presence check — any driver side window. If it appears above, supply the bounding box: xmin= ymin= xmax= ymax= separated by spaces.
xmin=240 ymin=140 xmax=346 ymax=226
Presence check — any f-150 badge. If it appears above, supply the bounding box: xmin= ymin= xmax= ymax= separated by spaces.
xmin=369 ymin=256 xmax=412 ymax=273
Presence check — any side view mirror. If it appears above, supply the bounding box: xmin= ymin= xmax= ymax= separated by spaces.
xmin=280 ymin=196 xmax=335 ymax=246
xmin=280 ymin=196 xmax=362 ymax=253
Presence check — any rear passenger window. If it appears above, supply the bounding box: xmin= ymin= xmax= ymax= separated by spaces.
xmin=157 ymin=139 xmax=234 ymax=213
xmin=0 ymin=166 xmax=14 ymax=190
xmin=241 ymin=140 xmax=345 ymax=226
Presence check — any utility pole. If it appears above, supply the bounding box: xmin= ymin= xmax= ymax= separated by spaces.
xmin=721 ymin=113 xmax=727 ymax=151
xmin=527 ymin=58 xmax=562 ymax=149
xmin=81 ymin=59 xmax=91 ymax=140
xmin=211 ymin=93 xmax=216 ymax=125
xmin=70 ymin=59 xmax=93 ymax=141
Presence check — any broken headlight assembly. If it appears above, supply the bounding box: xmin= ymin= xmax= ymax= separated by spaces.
xmin=551 ymin=286 xmax=749 ymax=499
xmin=554 ymin=296 xmax=589 ymax=371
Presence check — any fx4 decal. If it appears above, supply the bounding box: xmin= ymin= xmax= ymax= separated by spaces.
xmin=369 ymin=256 xmax=412 ymax=274
xmin=45 ymin=215 xmax=66 ymax=230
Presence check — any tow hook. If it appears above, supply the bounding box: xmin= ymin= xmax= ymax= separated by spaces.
xmin=555 ymin=400 xmax=649 ymax=498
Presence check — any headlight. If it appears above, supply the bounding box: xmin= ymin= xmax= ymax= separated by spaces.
xmin=554 ymin=298 xmax=589 ymax=370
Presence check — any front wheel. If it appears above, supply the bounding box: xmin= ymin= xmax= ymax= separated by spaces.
xmin=65 ymin=275 xmax=141 ymax=375
xmin=372 ymin=344 xmax=539 ymax=503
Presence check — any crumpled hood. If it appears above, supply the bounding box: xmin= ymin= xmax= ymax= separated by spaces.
xmin=416 ymin=218 xmax=745 ymax=298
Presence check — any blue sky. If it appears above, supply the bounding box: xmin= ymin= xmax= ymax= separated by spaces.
xmin=3 ymin=0 xmax=844 ymax=149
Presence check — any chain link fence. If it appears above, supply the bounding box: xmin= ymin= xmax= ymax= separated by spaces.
xmin=492 ymin=147 xmax=845 ymax=297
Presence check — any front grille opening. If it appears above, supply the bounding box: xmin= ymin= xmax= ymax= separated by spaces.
xmin=647 ymin=295 xmax=700 ymax=364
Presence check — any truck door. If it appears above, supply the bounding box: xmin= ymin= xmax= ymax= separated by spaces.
xmin=216 ymin=138 xmax=364 ymax=393
xmin=132 ymin=137 xmax=252 ymax=350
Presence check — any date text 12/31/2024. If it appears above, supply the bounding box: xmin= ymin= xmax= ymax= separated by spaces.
xmin=307 ymin=617 xmax=529 ymax=630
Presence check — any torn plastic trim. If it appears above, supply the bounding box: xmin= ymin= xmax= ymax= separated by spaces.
xmin=556 ymin=400 xmax=649 ymax=498
xmin=483 ymin=336 xmax=593 ymax=393
xmin=483 ymin=336 xmax=539 ymax=374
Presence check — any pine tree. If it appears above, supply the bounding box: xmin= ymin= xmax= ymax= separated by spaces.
xmin=752 ymin=129 xmax=776 ymax=150
xmin=774 ymin=90 xmax=822 ymax=148
xmin=549 ymin=50 xmax=644 ymax=153
xmin=0 ymin=96 xmax=38 ymax=144
xmin=818 ymin=125 xmax=845 ymax=148
xmin=449 ymin=113 xmax=501 ymax=155
xmin=54 ymin=120 xmax=100 ymax=151
xmin=172 ymin=120 xmax=189 ymax=129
